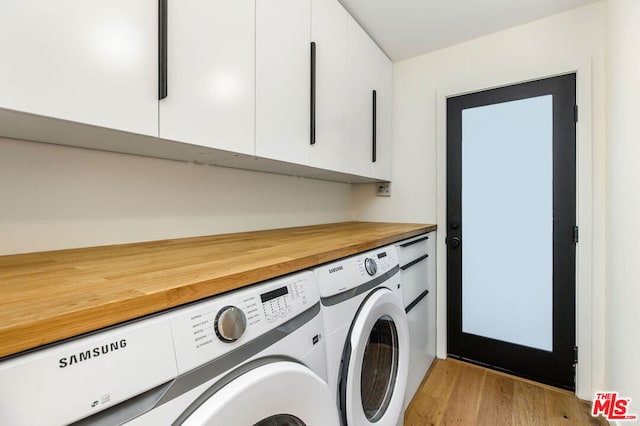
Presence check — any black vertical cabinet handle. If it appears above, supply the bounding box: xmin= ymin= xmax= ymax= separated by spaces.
xmin=158 ymin=0 xmax=168 ymax=100
xmin=310 ymin=42 xmax=316 ymax=145
xmin=372 ymin=89 xmax=377 ymax=163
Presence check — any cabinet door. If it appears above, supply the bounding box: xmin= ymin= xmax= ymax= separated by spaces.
xmin=347 ymin=17 xmax=392 ymax=180
xmin=310 ymin=0 xmax=348 ymax=173
xmin=256 ymin=0 xmax=311 ymax=164
xmin=371 ymin=48 xmax=392 ymax=181
xmin=159 ymin=0 xmax=254 ymax=155
xmin=0 ymin=0 xmax=158 ymax=136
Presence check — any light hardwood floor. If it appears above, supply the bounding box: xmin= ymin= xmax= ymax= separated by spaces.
xmin=404 ymin=358 xmax=608 ymax=425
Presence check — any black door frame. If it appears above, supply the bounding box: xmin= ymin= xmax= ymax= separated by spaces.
xmin=446 ymin=74 xmax=577 ymax=390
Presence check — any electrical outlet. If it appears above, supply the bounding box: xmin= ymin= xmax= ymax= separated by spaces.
xmin=376 ymin=183 xmax=391 ymax=197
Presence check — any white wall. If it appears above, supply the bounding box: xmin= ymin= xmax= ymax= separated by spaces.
xmin=606 ymin=0 xmax=640 ymax=417
xmin=0 ymin=137 xmax=352 ymax=255
xmin=351 ymin=2 xmax=607 ymax=399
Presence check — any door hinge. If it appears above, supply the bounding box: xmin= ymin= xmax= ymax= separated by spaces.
xmin=574 ymin=104 xmax=578 ymax=123
xmin=573 ymin=226 xmax=579 ymax=243
xmin=573 ymin=345 xmax=579 ymax=364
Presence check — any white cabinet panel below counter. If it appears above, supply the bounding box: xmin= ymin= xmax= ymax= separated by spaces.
xmin=396 ymin=232 xmax=436 ymax=409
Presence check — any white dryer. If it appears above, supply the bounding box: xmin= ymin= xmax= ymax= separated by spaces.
xmin=315 ymin=245 xmax=409 ymax=426
xmin=0 ymin=271 xmax=339 ymax=426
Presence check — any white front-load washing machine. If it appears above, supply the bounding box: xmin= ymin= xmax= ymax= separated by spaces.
xmin=0 ymin=271 xmax=339 ymax=426
xmin=315 ymin=245 xmax=409 ymax=426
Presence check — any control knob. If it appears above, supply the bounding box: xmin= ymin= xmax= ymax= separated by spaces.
xmin=214 ymin=306 xmax=247 ymax=343
xmin=364 ymin=257 xmax=378 ymax=276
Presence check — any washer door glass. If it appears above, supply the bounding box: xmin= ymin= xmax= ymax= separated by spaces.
xmin=254 ymin=414 xmax=306 ymax=426
xmin=360 ymin=315 xmax=398 ymax=422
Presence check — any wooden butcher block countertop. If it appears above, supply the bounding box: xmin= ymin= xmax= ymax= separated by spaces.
xmin=0 ymin=221 xmax=435 ymax=359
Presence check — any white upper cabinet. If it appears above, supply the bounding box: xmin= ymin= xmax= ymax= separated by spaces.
xmin=0 ymin=1 xmax=391 ymax=182
xmin=371 ymin=45 xmax=393 ymax=181
xmin=347 ymin=16 xmax=392 ymax=180
xmin=255 ymin=0 xmax=311 ymax=165
xmin=310 ymin=0 xmax=349 ymax=173
xmin=0 ymin=0 xmax=158 ymax=137
xmin=159 ymin=0 xmax=254 ymax=155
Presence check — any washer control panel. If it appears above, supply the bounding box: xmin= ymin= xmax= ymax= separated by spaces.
xmin=170 ymin=271 xmax=318 ymax=374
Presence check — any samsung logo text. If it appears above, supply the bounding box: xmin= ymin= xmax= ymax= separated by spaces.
xmin=59 ymin=339 xmax=127 ymax=368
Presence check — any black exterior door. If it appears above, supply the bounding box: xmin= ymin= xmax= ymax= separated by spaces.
xmin=446 ymin=74 xmax=577 ymax=390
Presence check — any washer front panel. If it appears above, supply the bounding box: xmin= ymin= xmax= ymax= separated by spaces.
xmin=0 ymin=317 xmax=177 ymax=426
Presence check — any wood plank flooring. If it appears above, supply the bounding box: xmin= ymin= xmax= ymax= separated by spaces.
xmin=404 ymin=358 xmax=608 ymax=425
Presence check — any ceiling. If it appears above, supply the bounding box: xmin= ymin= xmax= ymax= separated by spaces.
xmin=338 ymin=0 xmax=600 ymax=61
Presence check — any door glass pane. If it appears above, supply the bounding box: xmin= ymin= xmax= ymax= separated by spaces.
xmin=461 ymin=95 xmax=553 ymax=351
xmin=360 ymin=316 xmax=398 ymax=422
xmin=253 ymin=414 xmax=306 ymax=426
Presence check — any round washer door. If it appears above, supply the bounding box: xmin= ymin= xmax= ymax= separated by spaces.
xmin=180 ymin=360 xmax=339 ymax=426
xmin=341 ymin=288 xmax=409 ymax=426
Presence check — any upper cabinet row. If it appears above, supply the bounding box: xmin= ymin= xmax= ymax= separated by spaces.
xmin=0 ymin=0 xmax=392 ymax=181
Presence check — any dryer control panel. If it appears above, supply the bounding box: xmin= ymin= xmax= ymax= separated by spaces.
xmin=169 ymin=271 xmax=319 ymax=375
xmin=315 ymin=245 xmax=399 ymax=298
xmin=358 ymin=249 xmax=398 ymax=279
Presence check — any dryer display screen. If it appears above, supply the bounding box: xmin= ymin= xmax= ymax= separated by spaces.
xmin=260 ymin=286 xmax=288 ymax=303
